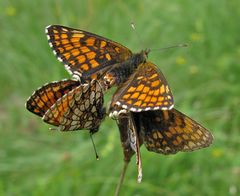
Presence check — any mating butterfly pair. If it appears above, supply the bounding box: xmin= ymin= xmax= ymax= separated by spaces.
xmin=26 ymin=25 xmax=213 ymax=187
xmin=45 ymin=25 xmax=174 ymax=112
xmin=26 ymin=25 xmax=174 ymax=131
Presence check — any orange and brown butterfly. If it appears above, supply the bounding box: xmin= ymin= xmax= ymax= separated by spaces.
xmin=26 ymin=79 xmax=106 ymax=133
xmin=46 ymin=25 xmax=174 ymax=111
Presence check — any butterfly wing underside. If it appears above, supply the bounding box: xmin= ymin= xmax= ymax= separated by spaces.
xmin=133 ymin=109 xmax=213 ymax=154
xmin=111 ymin=62 xmax=174 ymax=112
xmin=43 ymin=80 xmax=105 ymax=131
xmin=46 ymin=25 xmax=132 ymax=80
xmin=117 ymin=113 xmax=136 ymax=163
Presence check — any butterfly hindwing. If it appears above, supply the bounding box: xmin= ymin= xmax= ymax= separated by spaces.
xmin=133 ymin=109 xmax=213 ymax=154
xmin=43 ymin=80 xmax=105 ymax=131
xmin=110 ymin=61 xmax=174 ymax=112
xmin=26 ymin=79 xmax=80 ymax=117
xmin=46 ymin=25 xmax=132 ymax=80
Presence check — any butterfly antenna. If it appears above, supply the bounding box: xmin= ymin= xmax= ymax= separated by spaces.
xmin=89 ymin=132 xmax=99 ymax=160
xmin=130 ymin=22 xmax=146 ymax=49
xmin=114 ymin=161 xmax=129 ymax=196
xmin=150 ymin=43 xmax=188 ymax=52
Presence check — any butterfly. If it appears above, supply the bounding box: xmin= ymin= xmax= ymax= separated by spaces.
xmin=26 ymin=79 xmax=106 ymax=133
xmin=46 ymin=25 xmax=174 ymax=111
xmin=111 ymin=105 xmax=213 ymax=185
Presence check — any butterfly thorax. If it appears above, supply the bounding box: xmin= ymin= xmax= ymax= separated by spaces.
xmin=103 ymin=50 xmax=149 ymax=88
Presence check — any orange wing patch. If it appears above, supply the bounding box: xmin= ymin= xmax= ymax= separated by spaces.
xmin=26 ymin=80 xmax=80 ymax=117
xmin=110 ymin=61 xmax=174 ymax=112
xmin=46 ymin=25 xmax=132 ymax=81
xmin=134 ymin=109 xmax=213 ymax=154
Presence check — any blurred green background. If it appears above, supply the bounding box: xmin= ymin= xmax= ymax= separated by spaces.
xmin=1 ymin=0 xmax=240 ymax=195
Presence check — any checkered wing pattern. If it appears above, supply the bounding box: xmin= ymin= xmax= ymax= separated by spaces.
xmin=46 ymin=25 xmax=132 ymax=80
xmin=26 ymin=80 xmax=80 ymax=117
xmin=133 ymin=109 xmax=213 ymax=154
xmin=111 ymin=61 xmax=174 ymax=112
xmin=43 ymin=80 xmax=105 ymax=131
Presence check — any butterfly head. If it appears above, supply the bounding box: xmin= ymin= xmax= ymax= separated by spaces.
xmin=136 ymin=49 xmax=150 ymax=66
xmin=141 ymin=49 xmax=150 ymax=61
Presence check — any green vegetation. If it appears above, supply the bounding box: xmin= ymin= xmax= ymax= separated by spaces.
xmin=1 ymin=0 xmax=240 ymax=195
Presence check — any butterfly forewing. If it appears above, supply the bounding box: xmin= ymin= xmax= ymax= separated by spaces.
xmin=43 ymin=80 xmax=105 ymax=131
xmin=46 ymin=25 xmax=132 ymax=80
xmin=110 ymin=61 xmax=174 ymax=112
xmin=133 ymin=109 xmax=213 ymax=154
xmin=26 ymin=80 xmax=80 ymax=117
